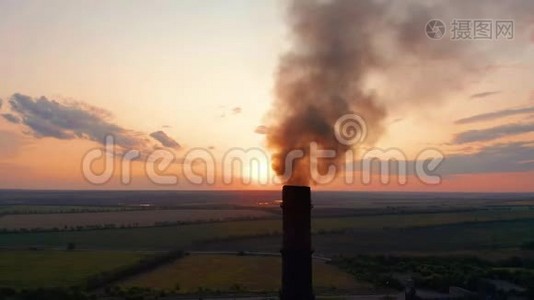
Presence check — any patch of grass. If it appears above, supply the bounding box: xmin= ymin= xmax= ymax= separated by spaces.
xmin=0 ymin=250 xmax=146 ymax=289
xmin=121 ymin=254 xmax=371 ymax=293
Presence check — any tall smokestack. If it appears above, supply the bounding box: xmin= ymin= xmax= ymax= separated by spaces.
xmin=281 ymin=185 xmax=314 ymax=300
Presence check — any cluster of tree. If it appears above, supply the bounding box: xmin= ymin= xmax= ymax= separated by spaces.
xmin=85 ymin=250 xmax=185 ymax=290
xmin=332 ymin=254 xmax=534 ymax=297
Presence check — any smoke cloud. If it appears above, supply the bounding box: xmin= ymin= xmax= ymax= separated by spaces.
xmin=265 ymin=0 xmax=534 ymax=185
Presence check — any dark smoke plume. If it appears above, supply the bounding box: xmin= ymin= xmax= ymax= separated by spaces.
xmin=265 ymin=0 xmax=534 ymax=185
xmin=266 ymin=0 xmax=396 ymax=185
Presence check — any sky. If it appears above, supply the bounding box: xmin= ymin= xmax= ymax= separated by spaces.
xmin=0 ymin=0 xmax=533 ymax=192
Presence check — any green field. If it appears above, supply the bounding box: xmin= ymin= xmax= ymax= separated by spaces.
xmin=2 ymin=209 xmax=534 ymax=250
xmin=192 ymin=219 xmax=534 ymax=256
xmin=121 ymin=254 xmax=372 ymax=293
xmin=0 ymin=219 xmax=279 ymax=249
xmin=1 ymin=206 xmax=533 ymax=295
xmin=0 ymin=250 xmax=146 ymax=289
xmin=311 ymin=209 xmax=534 ymax=230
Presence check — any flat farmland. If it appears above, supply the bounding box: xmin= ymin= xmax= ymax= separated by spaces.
xmin=310 ymin=208 xmax=534 ymax=231
xmin=0 ymin=205 xmax=130 ymax=215
xmin=121 ymin=254 xmax=373 ymax=293
xmin=193 ymin=219 xmax=534 ymax=255
xmin=0 ymin=209 xmax=276 ymax=230
xmin=0 ymin=219 xmax=281 ymax=249
xmin=2 ymin=210 xmax=534 ymax=251
xmin=0 ymin=249 xmax=146 ymax=289
xmin=2 ymin=206 xmax=533 ymax=232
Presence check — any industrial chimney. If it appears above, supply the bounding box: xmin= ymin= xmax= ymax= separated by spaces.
xmin=280 ymin=185 xmax=314 ymax=300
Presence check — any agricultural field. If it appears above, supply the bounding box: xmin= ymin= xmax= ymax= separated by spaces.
xmin=121 ymin=254 xmax=373 ymax=294
xmin=2 ymin=205 xmax=533 ymax=233
xmin=0 ymin=218 xmax=280 ymax=249
xmin=2 ymin=209 xmax=534 ymax=251
xmin=0 ymin=209 xmax=276 ymax=230
xmin=0 ymin=205 xmax=130 ymax=215
xmin=0 ymin=249 xmax=146 ymax=289
xmin=309 ymin=208 xmax=534 ymax=231
xmin=192 ymin=219 xmax=534 ymax=256
xmin=0 ymin=191 xmax=533 ymax=298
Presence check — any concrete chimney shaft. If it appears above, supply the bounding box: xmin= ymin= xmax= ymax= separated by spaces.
xmin=280 ymin=185 xmax=314 ymax=300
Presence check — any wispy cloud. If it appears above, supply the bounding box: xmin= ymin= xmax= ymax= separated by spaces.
xmin=2 ymin=113 xmax=21 ymax=124
xmin=218 ymin=106 xmax=242 ymax=118
xmin=150 ymin=131 xmax=180 ymax=149
xmin=469 ymin=91 xmax=501 ymax=99
xmin=232 ymin=107 xmax=242 ymax=114
xmin=254 ymin=125 xmax=268 ymax=135
xmin=439 ymin=142 xmax=534 ymax=174
xmin=455 ymin=106 xmax=534 ymax=124
xmin=452 ymin=123 xmax=534 ymax=144
xmin=355 ymin=142 xmax=534 ymax=176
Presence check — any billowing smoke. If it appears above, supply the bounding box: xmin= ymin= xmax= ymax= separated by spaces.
xmin=265 ymin=0 xmax=534 ymax=185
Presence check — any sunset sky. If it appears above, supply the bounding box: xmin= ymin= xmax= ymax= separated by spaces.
xmin=0 ymin=0 xmax=533 ymax=192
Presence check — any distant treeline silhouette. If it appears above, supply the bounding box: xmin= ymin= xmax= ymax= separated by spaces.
xmin=86 ymin=249 xmax=185 ymax=290
xmin=0 ymin=215 xmax=274 ymax=234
